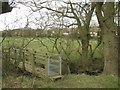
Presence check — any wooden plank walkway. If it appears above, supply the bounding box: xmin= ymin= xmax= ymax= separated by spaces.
xmin=51 ymin=75 xmax=63 ymax=82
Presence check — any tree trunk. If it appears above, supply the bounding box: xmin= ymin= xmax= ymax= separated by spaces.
xmin=78 ymin=27 xmax=90 ymax=73
xmin=81 ymin=36 xmax=89 ymax=71
xmin=118 ymin=27 xmax=120 ymax=76
xmin=79 ymin=3 xmax=95 ymax=73
xmin=96 ymin=2 xmax=118 ymax=75
xmin=102 ymin=26 xmax=118 ymax=75
xmin=118 ymin=2 xmax=120 ymax=77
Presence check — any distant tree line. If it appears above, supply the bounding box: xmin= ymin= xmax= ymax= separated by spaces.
xmin=2 ymin=27 xmax=101 ymax=39
xmin=2 ymin=28 xmax=46 ymax=38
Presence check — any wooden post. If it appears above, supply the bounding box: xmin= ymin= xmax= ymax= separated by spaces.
xmin=22 ymin=49 xmax=26 ymax=70
xmin=32 ymin=50 xmax=36 ymax=76
xmin=14 ymin=48 xmax=17 ymax=66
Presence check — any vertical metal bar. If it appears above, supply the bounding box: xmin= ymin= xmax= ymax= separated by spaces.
xmin=85 ymin=0 xmax=87 ymax=3
xmin=60 ymin=53 xmax=62 ymax=75
xmin=48 ymin=52 xmax=50 ymax=76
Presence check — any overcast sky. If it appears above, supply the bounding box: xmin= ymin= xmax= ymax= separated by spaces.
xmin=0 ymin=0 xmax=118 ymax=31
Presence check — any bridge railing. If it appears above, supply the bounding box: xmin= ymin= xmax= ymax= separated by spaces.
xmin=2 ymin=47 xmax=62 ymax=77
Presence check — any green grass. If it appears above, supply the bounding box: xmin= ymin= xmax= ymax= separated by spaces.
xmin=2 ymin=37 xmax=103 ymax=59
xmin=3 ymin=73 xmax=118 ymax=88
xmin=2 ymin=37 xmax=115 ymax=88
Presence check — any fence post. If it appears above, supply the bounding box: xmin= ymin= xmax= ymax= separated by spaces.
xmin=14 ymin=48 xmax=17 ymax=66
xmin=32 ymin=50 xmax=36 ymax=76
xmin=22 ymin=49 xmax=26 ymax=70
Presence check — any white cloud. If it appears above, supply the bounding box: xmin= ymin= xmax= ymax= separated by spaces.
xmin=1 ymin=0 xmax=117 ymax=31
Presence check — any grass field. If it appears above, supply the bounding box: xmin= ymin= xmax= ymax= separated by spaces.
xmin=2 ymin=72 xmax=118 ymax=88
xmin=2 ymin=37 xmax=118 ymax=88
xmin=2 ymin=37 xmax=103 ymax=59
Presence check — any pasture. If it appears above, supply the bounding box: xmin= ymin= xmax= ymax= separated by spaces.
xmin=2 ymin=37 xmax=103 ymax=59
xmin=2 ymin=37 xmax=118 ymax=88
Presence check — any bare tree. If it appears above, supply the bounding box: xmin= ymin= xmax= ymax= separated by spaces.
xmin=23 ymin=0 xmax=96 ymax=73
xmin=95 ymin=1 xmax=118 ymax=75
